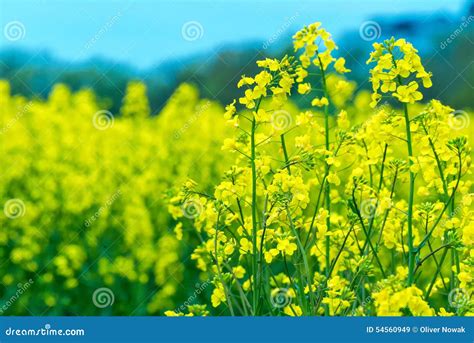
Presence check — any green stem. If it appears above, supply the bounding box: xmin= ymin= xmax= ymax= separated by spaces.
xmin=280 ymin=134 xmax=291 ymax=175
xmin=417 ymin=153 xmax=462 ymax=249
xmin=250 ymin=97 xmax=263 ymax=315
xmin=306 ymin=141 xmax=343 ymax=250
xmin=286 ymin=206 xmax=315 ymax=313
xmin=314 ymin=224 xmax=354 ymax=311
xmin=375 ymin=168 xmax=398 ymax=249
xmin=402 ymin=102 xmax=415 ymax=286
xmin=351 ymin=189 xmax=386 ymax=278
xmin=425 ymin=247 xmax=449 ymax=299
xmin=214 ymin=211 xmax=236 ymax=315
xmin=363 ymin=143 xmax=388 ymax=253
xmin=391 ymin=52 xmax=415 ymax=285
xmin=257 ymin=195 xmax=268 ymax=313
xmin=318 ymin=56 xmax=331 ymax=277
xmin=414 ymin=244 xmax=451 ymax=275
xmin=282 ymin=255 xmax=300 ymax=316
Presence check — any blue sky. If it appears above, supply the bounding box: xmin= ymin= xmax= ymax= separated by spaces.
xmin=0 ymin=0 xmax=467 ymax=69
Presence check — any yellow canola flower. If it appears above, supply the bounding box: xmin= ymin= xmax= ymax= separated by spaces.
xmin=237 ymin=76 xmax=254 ymax=88
xmin=367 ymin=37 xmax=432 ymax=107
xmin=327 ymin=172 xmax=341 ymax=186
xmin=297 ymin=83 xmax=311 ymax=95
xmin=438 ymin=308 xmax=455 ymax=316
xmin=264 ymin=248 xmax=280 ymax=263
xmin=174 ymin=222 xmax=183 ymax=241
xmin=211 ymin=285 xmax=226 ymax=308
xmin=311 ymin=97 xmax=329 ymax=107
xmin=283 ymin=304 xmax=303 ymax=316
xmin=232 ymin=266 xmax=246 ymax=279
xmin=334 ymin=57 xmax=351 ymax=73
xmin=254 ymin=108 xmax=271 ymax=123
xmin=373 ymin=285 xmax=435 ymax=316
xmin=393 ymin=81 xmax=423 ymax=104
xmin=224 ymin=100 xmax=236 ymax=119
xmin=239 ymin=238 xmax=253 ymax=254
xmin=276 ymin=238 xmax=297 ymax=256
xmin=256 ymin=58 xmax=280 ymax=71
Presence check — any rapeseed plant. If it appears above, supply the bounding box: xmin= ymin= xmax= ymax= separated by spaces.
xmin=168 ymin=23 xmax=473 ymax=316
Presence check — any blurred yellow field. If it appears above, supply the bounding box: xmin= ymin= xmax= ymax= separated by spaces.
xmin=0 ymin=81 xmax=230 ymax=315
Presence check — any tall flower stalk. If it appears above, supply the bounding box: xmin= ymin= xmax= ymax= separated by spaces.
xmin=367 ymin=38 xmax=434 ymax=285
xmin=402 ymin=102 xmax=416 ymax=284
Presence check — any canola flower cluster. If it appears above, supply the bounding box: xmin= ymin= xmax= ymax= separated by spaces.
xmin=167 ymin=23 xmax=473 ymax=316
xmin=0 ymin=81 xmax=230 ymax=315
